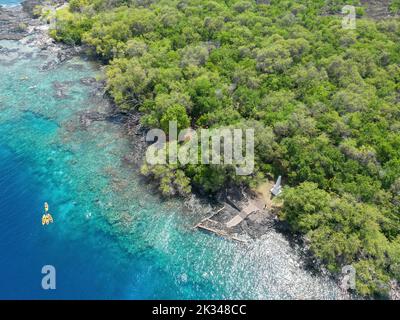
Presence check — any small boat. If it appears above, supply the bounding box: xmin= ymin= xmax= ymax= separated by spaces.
xmin=42 ymin=203 xmax=54 ymax=225
xmin=42 ymin=214 xmax=54 ymax=225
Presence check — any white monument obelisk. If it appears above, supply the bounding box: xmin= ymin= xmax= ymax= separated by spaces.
xmin=270 ymin=176 xmax=282 ymax=196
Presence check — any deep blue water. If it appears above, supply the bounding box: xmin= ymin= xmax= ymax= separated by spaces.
xmin=0 ymin=18 xmax=346 ymax=299
xmin=0 ymin=145 xmax=129 ymax=299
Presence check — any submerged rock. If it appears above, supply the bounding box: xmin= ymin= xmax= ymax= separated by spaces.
xmin=80 ymin=77 xmax=97 ymax=86
xmin=52 ymin=80 xmax=72 ymax=99
xmin=78 ymin=111 xmax=108 ymax=129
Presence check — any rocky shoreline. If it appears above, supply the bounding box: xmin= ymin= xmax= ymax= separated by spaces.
xmin=0 ymin=4 xmax=33 ymax=40
xmin=0 ymin=2 xmax=82 ymax=65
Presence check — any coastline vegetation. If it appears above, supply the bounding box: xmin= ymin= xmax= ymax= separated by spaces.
xmin=391 ymin=0 xmax=400 ymax=14
xmin=47 ymin=0 xmax=400 ymax=297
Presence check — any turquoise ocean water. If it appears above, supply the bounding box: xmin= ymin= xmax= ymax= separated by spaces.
xmin=0 ymin=0 xmax=20 ymax=6
xmin=0 ymin=6 xmax=345 ymax=299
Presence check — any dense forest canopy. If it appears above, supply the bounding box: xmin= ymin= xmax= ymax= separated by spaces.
xmin=47 ymin=0 xmax=400 ymax=297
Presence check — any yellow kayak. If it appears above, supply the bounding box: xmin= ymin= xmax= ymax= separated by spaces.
xmin=41 ymin=206 xmax=54 ymax=226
